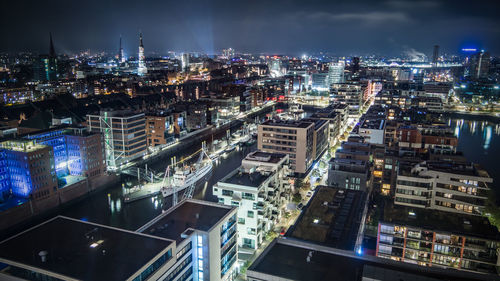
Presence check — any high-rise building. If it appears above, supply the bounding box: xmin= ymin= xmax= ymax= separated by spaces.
xmin=0 ymin=199 xmax=239 ymax=281
xmin=395 ymin=161 xmax=492 ymax=216
xmin=181 ymin=53 xmax=190 ymax=72
xmin=222 ymin=48 xmax=235 ymax=59
xmin=87 ymin=110 xmax=147 ymax=170
xmin=33 ymin=33 xmax=58 ymax=81
xmin=330 ymin=82 xmax=364 ymax=117
xmin=258 ymin=120 xmax=322 ymax=175
xmin=376 ymin=200 xmax=500 ymax=275
xmin=432 ymin=45 xmax=440 ymax=66
xmin=137 ymin=33 xmax=147 ymax=75
xmin=268 ymin=57 xmax=284 ymax=78
xmin=327 ymin=61 xmax=345 ymax=86
xmin=213 ymin=151 xmax=291 ymax=252
xmin=468 ymin=50 xmax=490 ymax=79
xmin=118 ymin=35 xmax=125 ymax=63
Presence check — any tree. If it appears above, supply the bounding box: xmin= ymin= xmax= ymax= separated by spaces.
xmin=265 ymin=230 xmax=278 ymax=241
xmin=292 ymin=192 xmax=302 ymax=204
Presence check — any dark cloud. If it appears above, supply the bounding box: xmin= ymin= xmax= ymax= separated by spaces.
xmin=0 ymin=0 xmax=499 ymax=56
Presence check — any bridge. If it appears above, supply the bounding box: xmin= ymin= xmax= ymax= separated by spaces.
xmin=121 ymin=166 xmax=163 ymax=183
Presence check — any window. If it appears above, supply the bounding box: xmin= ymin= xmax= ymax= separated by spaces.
xmin=378 ymin=244 xmax=392 ymax=255
xmin=238 ymin=218 xmax=245 ymax=224
xmin=379 ymin=234 xmax=393 ymax=244
xmin=222 ymin=189 xmax=233 ymax=196
xmin=247 ymin=210 xmax=254 ymax=218
xmin=242 ymin=192 xmax=255 ymax=200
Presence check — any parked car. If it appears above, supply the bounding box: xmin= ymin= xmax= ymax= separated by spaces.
xmin=306 ymin=191 xmax=313 ymax=197
xmin=297 ymin=203 xmax=304 ymax=210
xmin=280 ymin=227 xmax=286 ymax=236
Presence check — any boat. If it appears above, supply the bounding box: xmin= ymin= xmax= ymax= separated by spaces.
xmin=210 ymin=153 xmax=220 ymax=161
xmin=239 ymin=135 xmax=251 ymax=144
xmin=290 ymin=104 xmax=304 ymax=114
xmin=161 ymin=150 xmax=213 ymax=198
xmin=224 ymin=144 xmax=237 ymax=153
xmin=246 ymin=138 xmax=256 ymax=146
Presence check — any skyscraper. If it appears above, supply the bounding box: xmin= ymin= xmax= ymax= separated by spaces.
xmin=181 ymin=53 xmax=190 ymax=72
xmin=327 ymin=61 xmax=345 ymax=85
xmin=33 ymin=33 xmax=58 ymax=81
xmin=469 ymin=50 xmax=490 ymax=79
xmin=137 ymin=33 xmax=147 ymax=75
xmin=432 ymin=45 xmax=440 ymax=66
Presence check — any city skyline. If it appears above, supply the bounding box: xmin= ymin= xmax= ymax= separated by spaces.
xmin=1 ymin=0 xmax=499 ymax=56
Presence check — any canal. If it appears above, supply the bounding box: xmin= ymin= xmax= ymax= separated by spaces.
xmin=446 ymin=116 xmax=500 ymax=192
xmin=4 ymin=111 xmax=500 ymax=239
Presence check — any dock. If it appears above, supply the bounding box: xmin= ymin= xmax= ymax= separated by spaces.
xmin=123 ymin=182 xmax=163 ymax=203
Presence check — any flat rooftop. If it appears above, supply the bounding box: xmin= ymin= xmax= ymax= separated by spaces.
xmin=383 ymin=199 xmax=500 ymax=241
xmin=244 ymin=151 xmax=287 ymax=164
xmin=138 ymin=199 xmax=235 ymax=243
xmin=289 ymin=186 xmax=365 ymax=250
xmin=261 ymin=119 xmax=313 ymax=128
xmin=0 ymin=216 xmax=173 ymax=281
xmin=360 ymin=118 xmax=385 ymax=130
xmin=248 ymin=239 xmax=493 ymax=281
xmin=0 ymin=140 xmax=47 ymax=153
xmin=221 ymin=168 xmax=271 ymax=188
xmin=399 ymin=161 xmax=491 ymax=179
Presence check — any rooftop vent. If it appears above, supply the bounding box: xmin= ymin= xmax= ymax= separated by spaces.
xmin=38 ymin=251 xmax=48 ymax=263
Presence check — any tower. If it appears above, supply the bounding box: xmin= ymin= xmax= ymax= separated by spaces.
xmin=137 ymin=33 xmax=147 ymax=75
xmin=34 ymin=33 xmax=58 ymax=81
xmin=118 ymin=36 xmax=125 ymax=63
xmin=181 ymin=53 xmax=190 ymax=72
xmin=432 ymin=45 xmax=439 ymax=66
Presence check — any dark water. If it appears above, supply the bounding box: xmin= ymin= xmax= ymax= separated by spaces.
xmin=59 ymin=141 xmax=257 ymax=231
xmin=446 ymin=117 xmax=500 ymax=189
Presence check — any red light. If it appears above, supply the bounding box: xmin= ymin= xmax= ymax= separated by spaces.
xmin=278 ymin=95 xmax=285 ymax=100
xmin=276 ymin=109 xmax=283 ymax=113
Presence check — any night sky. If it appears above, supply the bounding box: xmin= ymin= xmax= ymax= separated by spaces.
xmin=1 ymin=0 xmax=499 ymax=56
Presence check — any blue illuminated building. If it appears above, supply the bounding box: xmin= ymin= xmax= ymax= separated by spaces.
xmin=25 ymin=129 xmax=68 ymax=177
xmin=0 ymin=140 xmax=57 ymax=200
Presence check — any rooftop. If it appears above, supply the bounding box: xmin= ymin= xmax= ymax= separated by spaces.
xmin=399 ymin=161 xmax=492 ymax=179
xmin=0 ymin=139 xmax=47 ymax=153
xmin=248 ymin=239 xmax=493 ymax=281
xmin=138 ymin=199 xmax=235 ymax=243
xmin=221 ymin=168 xmax=271 ymax=188
xmin=289 ymin=186 xmax=365 ymax=250
xmin=0 ymin=216 xmax=173 ymax=281
xmin=382 ymin=199 xmax=500 ymax=241
xmin=360 ymin=118 xmax=385 ymax=130
xmin=244 ymin=151 xmax=287 ymax=164
xmin=261 ymin=119 xmax=313 ymax=129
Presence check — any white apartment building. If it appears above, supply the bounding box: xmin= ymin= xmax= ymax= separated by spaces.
xmin=213 ymin=151 xmax=291 ymax=253
xmin=0 ymin=199 xmax=239 ymax=281
xmin=395 ymin=161 xmax=492 ymax=216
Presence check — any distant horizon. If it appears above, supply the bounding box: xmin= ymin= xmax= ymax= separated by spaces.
xmin=1 ymin=0 xmax=499 ymax=57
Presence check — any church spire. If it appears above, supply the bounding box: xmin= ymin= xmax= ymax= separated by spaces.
xmin=49 ymin=32 xmax=56 ymax=57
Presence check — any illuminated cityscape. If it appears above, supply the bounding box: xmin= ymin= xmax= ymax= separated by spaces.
xmin=0 ymin=0 xmax=500 ymax=280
